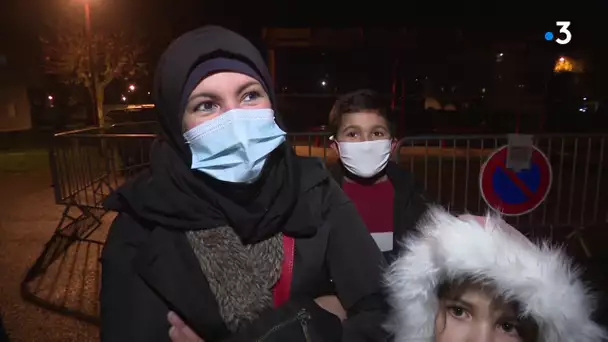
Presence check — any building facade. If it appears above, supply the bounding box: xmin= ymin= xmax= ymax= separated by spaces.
xmin=0 ymin=54 xmax=31 ymax=132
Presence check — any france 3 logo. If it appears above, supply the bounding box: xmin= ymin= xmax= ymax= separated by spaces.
xmin=545 ymin=21 xmax=572 ymax=45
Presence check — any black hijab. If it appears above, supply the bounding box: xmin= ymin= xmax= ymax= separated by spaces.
xmin=104 ymin=26 xmax=315 ymax=245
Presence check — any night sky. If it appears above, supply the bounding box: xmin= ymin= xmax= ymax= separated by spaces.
xmin=1 ymin=0 xmax=607 ymax=96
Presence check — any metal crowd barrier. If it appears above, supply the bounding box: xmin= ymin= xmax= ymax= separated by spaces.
xmin=45 ymin=125 xmax=334 ymax=213
xmin=39 ymin=121 xmax=336 ymax=253
xmin=394 ymin=134 xmax=608 ymax=257
xmin=21 ymin=123 xmax=608 ymax=324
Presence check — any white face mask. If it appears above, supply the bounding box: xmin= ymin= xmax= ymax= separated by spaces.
xmin=337 ymin=139 xmax=392 ymax=178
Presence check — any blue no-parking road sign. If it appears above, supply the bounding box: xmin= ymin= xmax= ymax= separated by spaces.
xmin=479 ymin=145 xmax=552 ymax=216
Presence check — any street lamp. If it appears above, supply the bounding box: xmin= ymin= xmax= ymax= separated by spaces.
xmin=82 ymin=0 xmax=100 ymax=125
xmin=128 ymin=84 xmax=136 ymax=92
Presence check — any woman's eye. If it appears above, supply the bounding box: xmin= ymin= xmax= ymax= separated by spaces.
xmin=194 ymin=101 xmax=216 ymax=113
xmin=242 ymin=91 xmax=261 ymax=102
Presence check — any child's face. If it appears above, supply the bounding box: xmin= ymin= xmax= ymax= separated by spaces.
xmin=435 ymin=289 xmax=524 ymax=342
xmin=334 ymin=111 xmax=393 ymax=143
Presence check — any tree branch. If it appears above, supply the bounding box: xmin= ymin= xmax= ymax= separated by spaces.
xmin=41 ymin=25 xmax=147 ymax=92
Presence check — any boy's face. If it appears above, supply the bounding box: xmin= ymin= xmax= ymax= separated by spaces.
xmin=331 ymin=111 xmax=397 ymax=154
xmin=435 ymin=289 xmax=525 ymax=342
xmin=334 ymin=111 xmax=392 ymax=142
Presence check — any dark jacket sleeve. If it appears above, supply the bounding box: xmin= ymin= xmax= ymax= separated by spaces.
xmin=0 ymin=314 xmax=8 ymax=342
xmin=221 ymin=298 xmax=343 ymax=342
xmin=323 ymin=179 xmax=390 ymax=341
xmin=100 ymin=213 xmax=171 ymax=342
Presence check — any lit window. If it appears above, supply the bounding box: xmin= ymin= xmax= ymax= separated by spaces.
xmin=554 ymin=56 xmax=573 ymax=72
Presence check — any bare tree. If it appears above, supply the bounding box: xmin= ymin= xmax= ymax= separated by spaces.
xmin=41 ymin=24 xmax=146 ymax=126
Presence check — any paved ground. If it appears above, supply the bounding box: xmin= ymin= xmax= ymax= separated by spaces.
xmin=0 ymin=149 xmax=101 ymax=342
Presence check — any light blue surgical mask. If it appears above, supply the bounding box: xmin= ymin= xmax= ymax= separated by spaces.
xmin=183 ymin=108 xmax=286 ymax=183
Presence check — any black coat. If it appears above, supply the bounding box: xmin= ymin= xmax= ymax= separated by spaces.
xmin=329 ymin=161 xmax=429 ymax=262
xmin=0 ymin=314 xmax=8 ymax=342
xmin=100 ymin=157 xmax=389 ymax=342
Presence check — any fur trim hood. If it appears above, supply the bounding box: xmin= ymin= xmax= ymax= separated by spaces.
xmin=385 ymin=207 xmax=606 ymax=342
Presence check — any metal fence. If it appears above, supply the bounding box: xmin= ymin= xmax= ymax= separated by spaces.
xmin=38 ymin=126 xmax=608 ymax=253
xmin=47 ymin=124 xmax=334 ymax=211
xmin=394 ymin=134 xmax=608 ymax=257
xmin=20 ymin=123 xmax=608 ymax=324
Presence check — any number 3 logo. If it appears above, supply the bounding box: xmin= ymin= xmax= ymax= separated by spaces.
xmin=556 ymin=21 xmax=572 ymax=45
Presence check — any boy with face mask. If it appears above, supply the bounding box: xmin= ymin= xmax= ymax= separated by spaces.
xmin=329 ymin=89 xmax=429 ymax=261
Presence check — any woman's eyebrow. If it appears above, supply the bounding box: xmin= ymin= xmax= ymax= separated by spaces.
xmin=235 ymin=81 xmax=261 ymax=95
xmin=188 ymin=92 xmax=219 ymax=103
xmin=187 ymin=81 xmax=261 ymax=104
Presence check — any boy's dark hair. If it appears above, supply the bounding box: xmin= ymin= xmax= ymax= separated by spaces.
xmin=328 ymin=89 xmax=395 ymax=137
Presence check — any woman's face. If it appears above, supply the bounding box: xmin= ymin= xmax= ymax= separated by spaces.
xmin=182 ymin=72 xmax=271 ymax=131
xmin=435 ymin=289 xmax=524 ymax=342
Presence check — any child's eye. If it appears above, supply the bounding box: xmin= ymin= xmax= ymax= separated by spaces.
xmin=498 ymin=322 xmax=520 ymax=336
xmin=446 ymin=305 xmax=470 ymax=320
xmin=372 ymin=131 xmax=385 ymax=137
xmin=500 ymin=323 xmax=515 ymax=332
xmin=449 ymin=306 xmax=465 ymax=317
xmin=346 ymin=132 xmax=358 ymax=138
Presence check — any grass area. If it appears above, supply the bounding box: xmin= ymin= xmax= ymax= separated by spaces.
xmin=0 ymin=149 xmax=49 ymax=173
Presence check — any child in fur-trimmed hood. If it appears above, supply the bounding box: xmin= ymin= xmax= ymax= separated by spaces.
xmin=385 ymin=207 xmax=606 ymax=342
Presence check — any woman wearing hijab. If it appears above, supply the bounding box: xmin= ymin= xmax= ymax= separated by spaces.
xmin=385 ymin=208 xmax=606 ymax=342
xmin=100 ymin=26 xmax=388 ymax=342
